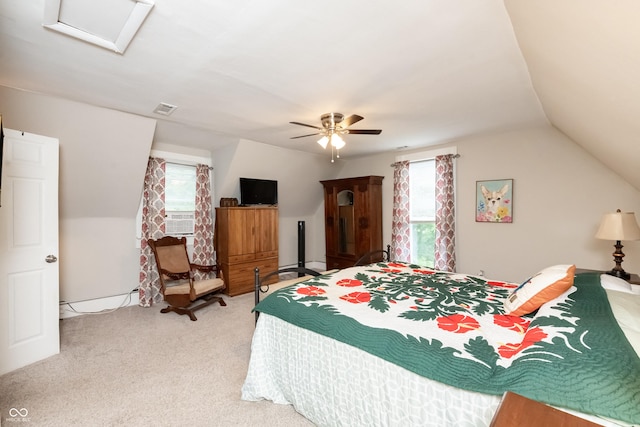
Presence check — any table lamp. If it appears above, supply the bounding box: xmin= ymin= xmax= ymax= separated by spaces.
xmin=595 ymin=209 xmax=640 ymax=280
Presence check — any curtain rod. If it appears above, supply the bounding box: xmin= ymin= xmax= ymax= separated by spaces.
xmin=167 ymin=161 xmax=213 ymax=170
xmin=154 ymin=158 xmax=213 ymax=170
xmin=390 ymin=153 xmax=460 ymax=167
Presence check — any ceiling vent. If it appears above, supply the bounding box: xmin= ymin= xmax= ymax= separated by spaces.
xmin=153 ymin=103 xmax=178 ymax=116
xmin=43 ymin=0 xmax=154 ymax=54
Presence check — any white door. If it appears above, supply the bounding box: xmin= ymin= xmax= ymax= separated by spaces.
xmin=0 ymin=128 xmax=59 ymax=375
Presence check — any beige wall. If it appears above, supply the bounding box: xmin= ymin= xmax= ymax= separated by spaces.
xmin=0 ymin=85 xmax=156 ymax=302
xmin=211 ymin=139 xmax=337 ymax=265
xmin=3 ymin=83 xmax=639 ymax=302
xmin=340 ymin=126 xmax=640 ymax=282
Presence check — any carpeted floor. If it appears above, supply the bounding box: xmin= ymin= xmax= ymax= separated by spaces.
xmin=0 ymin=292 xmax=314 ymax=426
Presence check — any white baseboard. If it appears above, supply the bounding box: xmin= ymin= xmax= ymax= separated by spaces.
xmin=58 ymin=262 xmax=327 ymax=319
xmin=59 ymin=290 xmax=139 ymax=319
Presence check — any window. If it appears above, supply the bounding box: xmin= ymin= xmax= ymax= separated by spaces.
xmin=164 ymin=163 xmax=196 ymax=235
xmin=394 ymin=148 xmax=456 ymax=269
xmin=409 ymin=159 xmax=436 ymax=267
xmin=136 ymin=153 xmax=213 ymax=250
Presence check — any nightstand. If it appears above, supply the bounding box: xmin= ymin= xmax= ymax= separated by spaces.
xmin=490 ymin=392 xmax=601 ymax=427
xmin=627 ymin=273 xmax=640 ymax=285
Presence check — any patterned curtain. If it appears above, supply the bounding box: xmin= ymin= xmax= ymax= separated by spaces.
xmin=434 ymin=154 xmax=456 ymax=272
xmin=391 ymin=161 xmax=411 ymax=262
xmin=139 ymin=157 xmax=166 ymax=307
xmin=192 ymin=164 xmax=214 ymax=279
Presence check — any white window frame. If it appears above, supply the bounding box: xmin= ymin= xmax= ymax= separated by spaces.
xmin=409 ymin=159 xmax=436 ymax=265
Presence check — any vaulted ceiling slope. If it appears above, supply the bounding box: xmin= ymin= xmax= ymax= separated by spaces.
xmin=0 ymin=1 xmax=638 ymax=190
xmin=505 ymin=0 xmax=640 ymax=190
xmin=0 ymin=1 xmax=544 ymax=153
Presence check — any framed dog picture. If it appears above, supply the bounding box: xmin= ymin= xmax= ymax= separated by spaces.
xmin=476 ymin=179 xmax=513 ymax=223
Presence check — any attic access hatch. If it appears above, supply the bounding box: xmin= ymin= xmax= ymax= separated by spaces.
xmin=43 ymin=0 xmax=154 ymax=54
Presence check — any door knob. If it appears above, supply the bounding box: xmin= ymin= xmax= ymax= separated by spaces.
xmin=45 ymin=255 xmax=58 ymax=263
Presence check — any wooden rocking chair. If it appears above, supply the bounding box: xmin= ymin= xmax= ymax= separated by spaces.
xmin=148 ymin=236 xmax=226 ymax=321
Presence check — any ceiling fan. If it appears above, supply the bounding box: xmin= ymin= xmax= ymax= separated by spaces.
xmin=290 ymin=113 xmax=382 ymax=162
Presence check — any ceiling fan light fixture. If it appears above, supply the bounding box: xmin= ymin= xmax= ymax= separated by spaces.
xmin=331 ymin=134 xmax=345 ymax=149
xmin=317 ymin=136 xmax=329 ymax=149
xmin=290 ymin=113 xmax=381 ymax=162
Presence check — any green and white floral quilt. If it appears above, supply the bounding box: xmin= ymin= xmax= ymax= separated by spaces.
xmin=254 ymin=262 xmax=640 ymax=424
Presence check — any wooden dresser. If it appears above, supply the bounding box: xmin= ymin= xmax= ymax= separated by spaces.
xmin=320 ymin=176 xmax=383 ymax=270
xmin=214 ymin=206 xmax=278 ymax=296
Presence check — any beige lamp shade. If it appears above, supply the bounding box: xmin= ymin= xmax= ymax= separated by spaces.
xmin=595 ymin=210 xmax=640 ymax=241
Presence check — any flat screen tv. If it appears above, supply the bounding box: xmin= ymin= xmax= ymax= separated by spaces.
xmin=239 ymin=177 xmax=278 ymax=206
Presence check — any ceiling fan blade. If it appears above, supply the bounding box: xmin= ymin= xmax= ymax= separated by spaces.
xmin=341 ymin=114 xmax=364 ymax=127
xmin=290 ymin=132 xmax=321 ymax=139
xmin=346 ymin=129 xmax=382 ymax=135
xmin=290 ymin=121 xmax=323 ymax=130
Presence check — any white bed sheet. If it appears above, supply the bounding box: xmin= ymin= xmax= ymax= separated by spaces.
xmin=242 ymin=287 xmax=640 ymax=427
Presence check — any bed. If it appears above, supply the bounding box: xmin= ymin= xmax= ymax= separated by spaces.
xmin=241 ymin=262 xmax=640 ymax=426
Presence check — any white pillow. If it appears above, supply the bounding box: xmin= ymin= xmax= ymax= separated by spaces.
xmin=600 ymin=274 xmax=633 ymax=293
xmin=606 ymin=290 xmax=640 ymax=356
xmin=504 ymin=265 xmax=576 ymax=316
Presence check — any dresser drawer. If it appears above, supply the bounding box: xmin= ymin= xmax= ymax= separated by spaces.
xmin=224 ymin=258 xmax=278 ymax=296
xmin=228 ymin=253 xmax=256 ymax=263
xmin=256 ymin=250 xmax=278 ymax=259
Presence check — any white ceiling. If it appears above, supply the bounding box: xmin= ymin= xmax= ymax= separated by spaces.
xmin=1 ymin=1 xmax=639 ymax=189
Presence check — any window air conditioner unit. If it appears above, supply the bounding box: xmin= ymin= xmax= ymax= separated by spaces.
xmin=165 ymin=212 xmax=195 ymax=235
